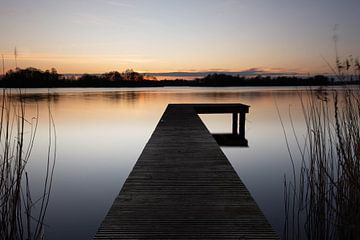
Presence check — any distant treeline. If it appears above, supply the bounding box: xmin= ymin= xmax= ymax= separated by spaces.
xmin=0 ymin=67 xmax=358 ymax=88
xmin=0 ymin=68 xmax=153 ymax=88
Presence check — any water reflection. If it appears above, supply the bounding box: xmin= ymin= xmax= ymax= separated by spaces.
xmin=9 ymin=92 xmax=60 ymax=103
xmin=2 ymin=86 xmax=355 ymax=240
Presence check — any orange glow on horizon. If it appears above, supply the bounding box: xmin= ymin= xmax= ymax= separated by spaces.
xmin=0 ymin=51 xmax=327 ymax=76
xmin=0 ymin=47 xmax=330 ymax=76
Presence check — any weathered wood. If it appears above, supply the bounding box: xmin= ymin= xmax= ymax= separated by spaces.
xmin=94 ymin=104 xmax=278 ymax=239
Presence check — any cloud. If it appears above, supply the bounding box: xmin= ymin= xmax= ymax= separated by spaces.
xmin=149 ymin=67 xmax=303 ymax=78
xmin=236 ymin=67 xmax=301 ymax=76
xmin=11 ymin=52 xmax=156 ymax=64
xmin=71 ymin=13 xmax=115 ymax=26
xmin=208 ymin=68 xmax=230 ymax=72
xmin=103 ymin=0 xmax=135 ymax=8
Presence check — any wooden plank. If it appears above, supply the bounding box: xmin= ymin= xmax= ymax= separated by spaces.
xmin=94 ymin=104 xmax=278 ymax=239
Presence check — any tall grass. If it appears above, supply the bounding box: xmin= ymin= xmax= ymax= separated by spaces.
xmin=282 ymin=86 xmax=360 ymax=239
xmin=0 ymin=89 xmax=56 ymax=240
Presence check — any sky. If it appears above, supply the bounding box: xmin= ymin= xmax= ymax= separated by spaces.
xmin=0 ymin=0 xmax=359 ymax=74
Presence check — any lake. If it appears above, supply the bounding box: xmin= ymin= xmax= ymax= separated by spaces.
xmin=5 ymin=86 xmax=350 ymax=239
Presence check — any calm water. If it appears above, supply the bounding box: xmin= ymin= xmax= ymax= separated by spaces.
xmin=6 ymin=86 xmax=347 ymax=239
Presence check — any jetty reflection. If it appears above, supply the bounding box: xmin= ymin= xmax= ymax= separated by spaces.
xmin=193 ymin=103 xmax=249 ymax=147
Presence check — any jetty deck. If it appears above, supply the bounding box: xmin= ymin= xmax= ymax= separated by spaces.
xmin=94 ymin=104 xmax=278 ymax=239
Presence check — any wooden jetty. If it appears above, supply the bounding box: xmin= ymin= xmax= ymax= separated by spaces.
xmin=94 ymin=104 xmax=278 ymax=239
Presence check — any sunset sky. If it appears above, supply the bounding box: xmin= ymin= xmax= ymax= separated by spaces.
xmin=1 ymin=0 xmax=359 ymax=74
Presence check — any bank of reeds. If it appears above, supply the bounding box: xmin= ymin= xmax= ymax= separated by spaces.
xmin=282 ymin=86 xmax=360 ymax=240
xmin=0 ymin=89 xmax=56 ymax=240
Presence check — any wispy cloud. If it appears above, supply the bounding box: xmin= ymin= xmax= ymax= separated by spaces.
xmin=208 ymin=68 xmax=231 ymax=72
xmin=8 ymin=52 xmax=156 ymax=64
xmin=103 ymin=0 xmax=135 ymax=8
xmin=149 ymin=67 xmax=304 ymax=77
xmin=236 ymin=67 xmax=301 ymax=76
xmin=71 ymin=13 xmax=115 ymax=26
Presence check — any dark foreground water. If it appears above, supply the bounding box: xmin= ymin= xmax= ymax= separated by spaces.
xmin=5 ymin=86 xmax=353 ymax=239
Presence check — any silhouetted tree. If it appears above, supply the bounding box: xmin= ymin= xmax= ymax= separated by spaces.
xmin=102 ymin=71 xmax=122 ymax=81
xmin=312 ymin=75 xmax=329 ymax=84
xmin=1 ymin=67 xmax=61 ymax=87
xmin=123 ymin=69 xmax=144 ymax=81
xmin=78 ymin=74 xmax=101 ymax=83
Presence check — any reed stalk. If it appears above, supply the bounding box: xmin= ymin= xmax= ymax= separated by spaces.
xmin=282 ymin=86 xmax=360 ymax=240
xmin=0 ymin=89 xmax=56 ymax=240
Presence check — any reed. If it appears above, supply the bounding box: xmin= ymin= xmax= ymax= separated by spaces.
xmin=282 ymin=86 xmax=360 ymax=239
xmin=0 ymin=89 xmax=56 ymax=240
